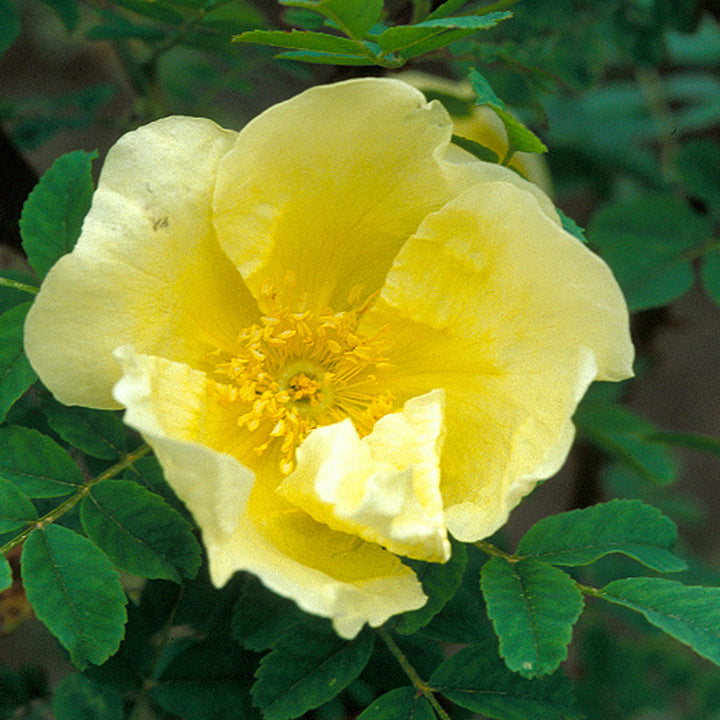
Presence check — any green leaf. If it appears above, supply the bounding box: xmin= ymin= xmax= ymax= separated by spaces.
xmin=0 ymin=0 xmax=20 ymax=57
xmin=701 ymin=248 xmax=720 ymax=307
xmin=252 ymin=622 xmax=374 ymax=720
xmin=281 ymin=0 xmax=383 ymax=39
xmin=233 ymin=28 xmax=361 ymax=54
xmin=0 ymin=425 xmax=83 ymax=498
xmin=480 ymin=558 xmax=583 ymax=678
xmin=0 ymin=478 xmax=37 ymax=533
xmin=0 ymin=554 xmax=11 ymax=592
xmin=232 ymin=576 xmax=305 ymax=651
xmin=557 ymin=209 xmax=587 ymax=243
xmin=599 ymin=577 xmax=720 ymax=666
xmin=430 ymin=640 xmax=581 ymax=719
xmin=52 ymin=674 xmax=124 ymax=720
xmin=574 ymin=402 xmax=677 ymax=485
xmin=37 ymin=0 xmax=79 ymax=32
xmin=451 ymin=134 xmax=500 ymax=163
xmin=469 ymin=68 xmax=547 ymax=156
xmin=19 ymin=150 xmax=96 ymax=280
xmin=0 ymin=302 xmax=37 ymax=422
xmin=517 ymin=499 xmax=687 ymax=573
xmin=152 ymin=638 xmax=260 ymax=720
xmin=80 ymin=480 xmax=201 ymax=583
xmin=111 ymin=0 xmax=184 ymax=24
xmin=427 ymin=0 xmax=470 ymax=20
xmin=356 ymin=686 xmax=434 ymax=720
xmin=273 ymin=49 xmax=377 ymax=65
xmin=648 ymin=429 xmax=720 ymax=457
xmin=394 ymin=540 xmax=466 ymax=635
xmin=43 ymin=401 xmax=127 ymax=460
xmin=588 ymin=192 xmax=712 ymax=312
xmin=675 ymin=139 xmax=720 ymax=218
xmin=21 ymin=524 xmax=127 ymax=669
xmin=376 ymin=12 xmax=511 ymax=58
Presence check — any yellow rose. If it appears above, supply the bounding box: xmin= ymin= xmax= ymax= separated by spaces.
xmin=24 ymin=78 xmax=633 ymax=638
xmin=396 ymin=71 xmax=553 ymax=193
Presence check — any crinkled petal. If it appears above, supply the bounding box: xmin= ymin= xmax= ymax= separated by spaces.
xmin=360 ymin=181 xmax=634 ymax=542
xmin=25 ymin=116 xmax=255 ymax=409
xmin=112 ymin=347 xmax=426 ymax=638
xmin=212 ymin=77 xmax=555 ymax=313
xmin=278 ymin=390 xmax=450 ymax=562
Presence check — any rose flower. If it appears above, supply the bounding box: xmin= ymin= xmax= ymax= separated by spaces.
xmin=24 ymin=79 xmax=633 ymax=638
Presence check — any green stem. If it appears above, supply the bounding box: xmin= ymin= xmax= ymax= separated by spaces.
xmin=475 ymin=539 xmax=517 ymax=562
xmin=0 ymin=277 xmax=38 ymax=295
xmin=0 ymin=444 xmax=151 ymax=557
xmin=378 ymin=627 xmax=452 ymax=720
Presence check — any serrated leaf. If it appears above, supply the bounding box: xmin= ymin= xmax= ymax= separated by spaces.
xmin=43 ymin=401 xmax=127 ymax=460
xmin=274 ymin=49 xmax=377 ymax=65
xmin=675 ymin=139 xmax=720 ymax=218
xmin=0 ymin=478 xmax=37 ymax=533
xmin=20 ymin=150 xmax=96 ymax=280
xmin=21 ymin=524 xmax=127 ymax=669
xmin=394 ymin=540 xmax=466 ymax=635
xmin=37 ymin=0 xmax=79 ymax=32
xmin=356 ymin=686 xmax=434 ymax=720
xmin=451 ymin=134 xmax=500 ymax=163
xmin=574 ymin=402 xmax=677 ymax=485
xmin=253 ymin=623 xmax=374 ymax=720
xmin=52 ymin=673 xmax=124 ymax=720
xmin=233 ymin=28 xmax=361 ymax=54
xmin=469 ymin=68 xmax=547 ymax=155
xmin=0 ymin=554 xmax=11 ymax=592
xmin=0 ymin=425 xmax=83 ymax=498
xmin=80 ymin=480 xmax=201 ymax=583
xmin=481 ymin=558 xmax=583 ymax=678
xmin=152 ymin=638 xmax=260 ymax=720
xmin=517 ymin=499 xmax=687 ymax=573
xmin=376 ymin=12 xmax=511 ymax=58
xmin=0 ymin=0 xmax=20 ymax=57
xmin=232 ymin=576 xmax=305 ymax=651
xmin=0 ymin=302 xmax=37 ymax=422
xmin=587 ymin=192 xmax=711 ymax=311
xmin=702 ymin=248 xmax=720 ymax=307
xmin=281 ymin=0 xmax=383 ymax=39
xmin=599 ymin=577 xmax=720 ymax=666
xmin=430 ymin=640 xmax=581 ymax=719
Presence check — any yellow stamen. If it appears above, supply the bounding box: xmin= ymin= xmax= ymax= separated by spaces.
xmin=210 ymin=282 xmax=393 ymax=473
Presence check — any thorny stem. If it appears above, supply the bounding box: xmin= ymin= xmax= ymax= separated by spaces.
xmin=378 ymin=627 xmax=452 ymax=720
xmin=0 ymin=444 xmax=151 ymax=557
xmin=0 ymin=277 xmax=38 ymax=295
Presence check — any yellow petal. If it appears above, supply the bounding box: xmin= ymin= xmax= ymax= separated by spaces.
xmin=278 ymin=390 xmax=450 ymax=562
xmin=24 ymin=116 xmax=255 ymax=409
xmin=361 ymin=181 xmax=633 ymax=542
xmin=113 ymin=347 xmax=427 ymax=638
xmin=395 ymin=71 xmax=553 ymax=193
xmin=212 ymin=77 xmax=539 ymax=313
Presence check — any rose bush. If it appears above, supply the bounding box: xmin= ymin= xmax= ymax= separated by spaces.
xmin=24 ymin=78 xmax=633 ymax=637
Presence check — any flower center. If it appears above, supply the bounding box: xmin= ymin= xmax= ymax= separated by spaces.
xmin=210 ymin=281 xmax=394 ymax=474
